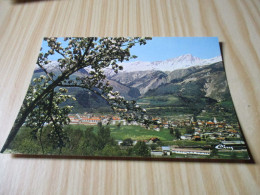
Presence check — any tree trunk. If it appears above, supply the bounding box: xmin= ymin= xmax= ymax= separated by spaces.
xmin=1 ymin=108 xmax=31 ymax=153
xmin=0 ymin=41 xmax=93 ymax=153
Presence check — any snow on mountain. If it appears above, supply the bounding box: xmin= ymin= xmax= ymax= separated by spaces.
xmin=35 ymin=61 xmax=61 ymax=72
xmin=35 ymin=54 xmax=222 ymax=75
xmin=120 ymin=54 xmax=222 ymax=72
xmin=200 ymin=56 xmax=222 ymax=65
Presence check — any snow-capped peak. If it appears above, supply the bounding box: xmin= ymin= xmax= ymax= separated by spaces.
xmin=35 ymin=61 xmax=60 ymax=72
xmin=34 ymin=54 xmax=222 ymax=74
xmin=120 ymin=54 xmax=222 ymax=72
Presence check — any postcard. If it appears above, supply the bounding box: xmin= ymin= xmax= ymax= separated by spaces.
xmin=1 ymin=37 xmax=253 ymax=162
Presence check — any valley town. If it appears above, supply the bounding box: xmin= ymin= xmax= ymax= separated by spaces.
xmin=68 ymin=112 xmax=249 ymax=159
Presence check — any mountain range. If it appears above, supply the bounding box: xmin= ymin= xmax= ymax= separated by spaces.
xmin=34 ymin=54 xmax=234 ymax=117
xmin=118 ymin=54 xmax=222 ymax=72
xmin=35 ymin=54 xmax=222 ymax=74
xmin=106 ymin=54 xmax=224 ymax=97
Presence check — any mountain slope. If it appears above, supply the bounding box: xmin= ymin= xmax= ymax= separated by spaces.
xmin=137 ymin=62 xmax=234 ymax=117
xmin=108 ymin=70 xmax=168 ymax=95
xmin=145 ymin=62 xmax=229 ymax=101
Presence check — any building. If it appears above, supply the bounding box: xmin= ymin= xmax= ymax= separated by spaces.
xmin=180 ymin=134 xmax=193 ymax=140
xmin=151 ymin=151 xmax=163 ymax=156
xmin=68 ymin=115 xmax=80 ymax=124
xmin=172 ymin=148 xmax=210 ymax=155
xmin=81 ymin=117 xmax=101 ymax=125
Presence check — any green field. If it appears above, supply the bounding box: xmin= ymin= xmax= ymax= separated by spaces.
xmin=109 ymin=125 xmax=174 ymax=141
xmin=216 ymin=151 xmax=250 ymax=159
xmin=63 ymin=124 xmax=175 ymax=141
xmin=69 ymin=125 xmax=173 ymax=141
xmin=64 ymin=124 xmax=173 ymax=141
xmin=64 ymin=125 xmax=218 ymax=147
xmin=137 ymin=95 xmax=180 ymax=107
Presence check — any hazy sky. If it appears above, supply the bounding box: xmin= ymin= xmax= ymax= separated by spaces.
xmin=41 ymin=37 xmax=221 ymax=62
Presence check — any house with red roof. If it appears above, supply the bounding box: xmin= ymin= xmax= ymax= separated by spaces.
xmin=81 ymin=117 xmax=101 ymax=125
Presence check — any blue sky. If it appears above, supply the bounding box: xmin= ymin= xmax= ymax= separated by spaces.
xmin=130 ymin=37 xmax=221 ymax=62
xmin=41 ymin=37 xmax=221 ymax=62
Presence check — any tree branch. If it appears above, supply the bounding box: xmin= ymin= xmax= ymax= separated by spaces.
xmin=37 ymin=61 xmax=54 ymax=81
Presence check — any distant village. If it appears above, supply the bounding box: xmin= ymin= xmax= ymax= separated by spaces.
xmin=68 ymin=113 xmax=248 ymax=157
